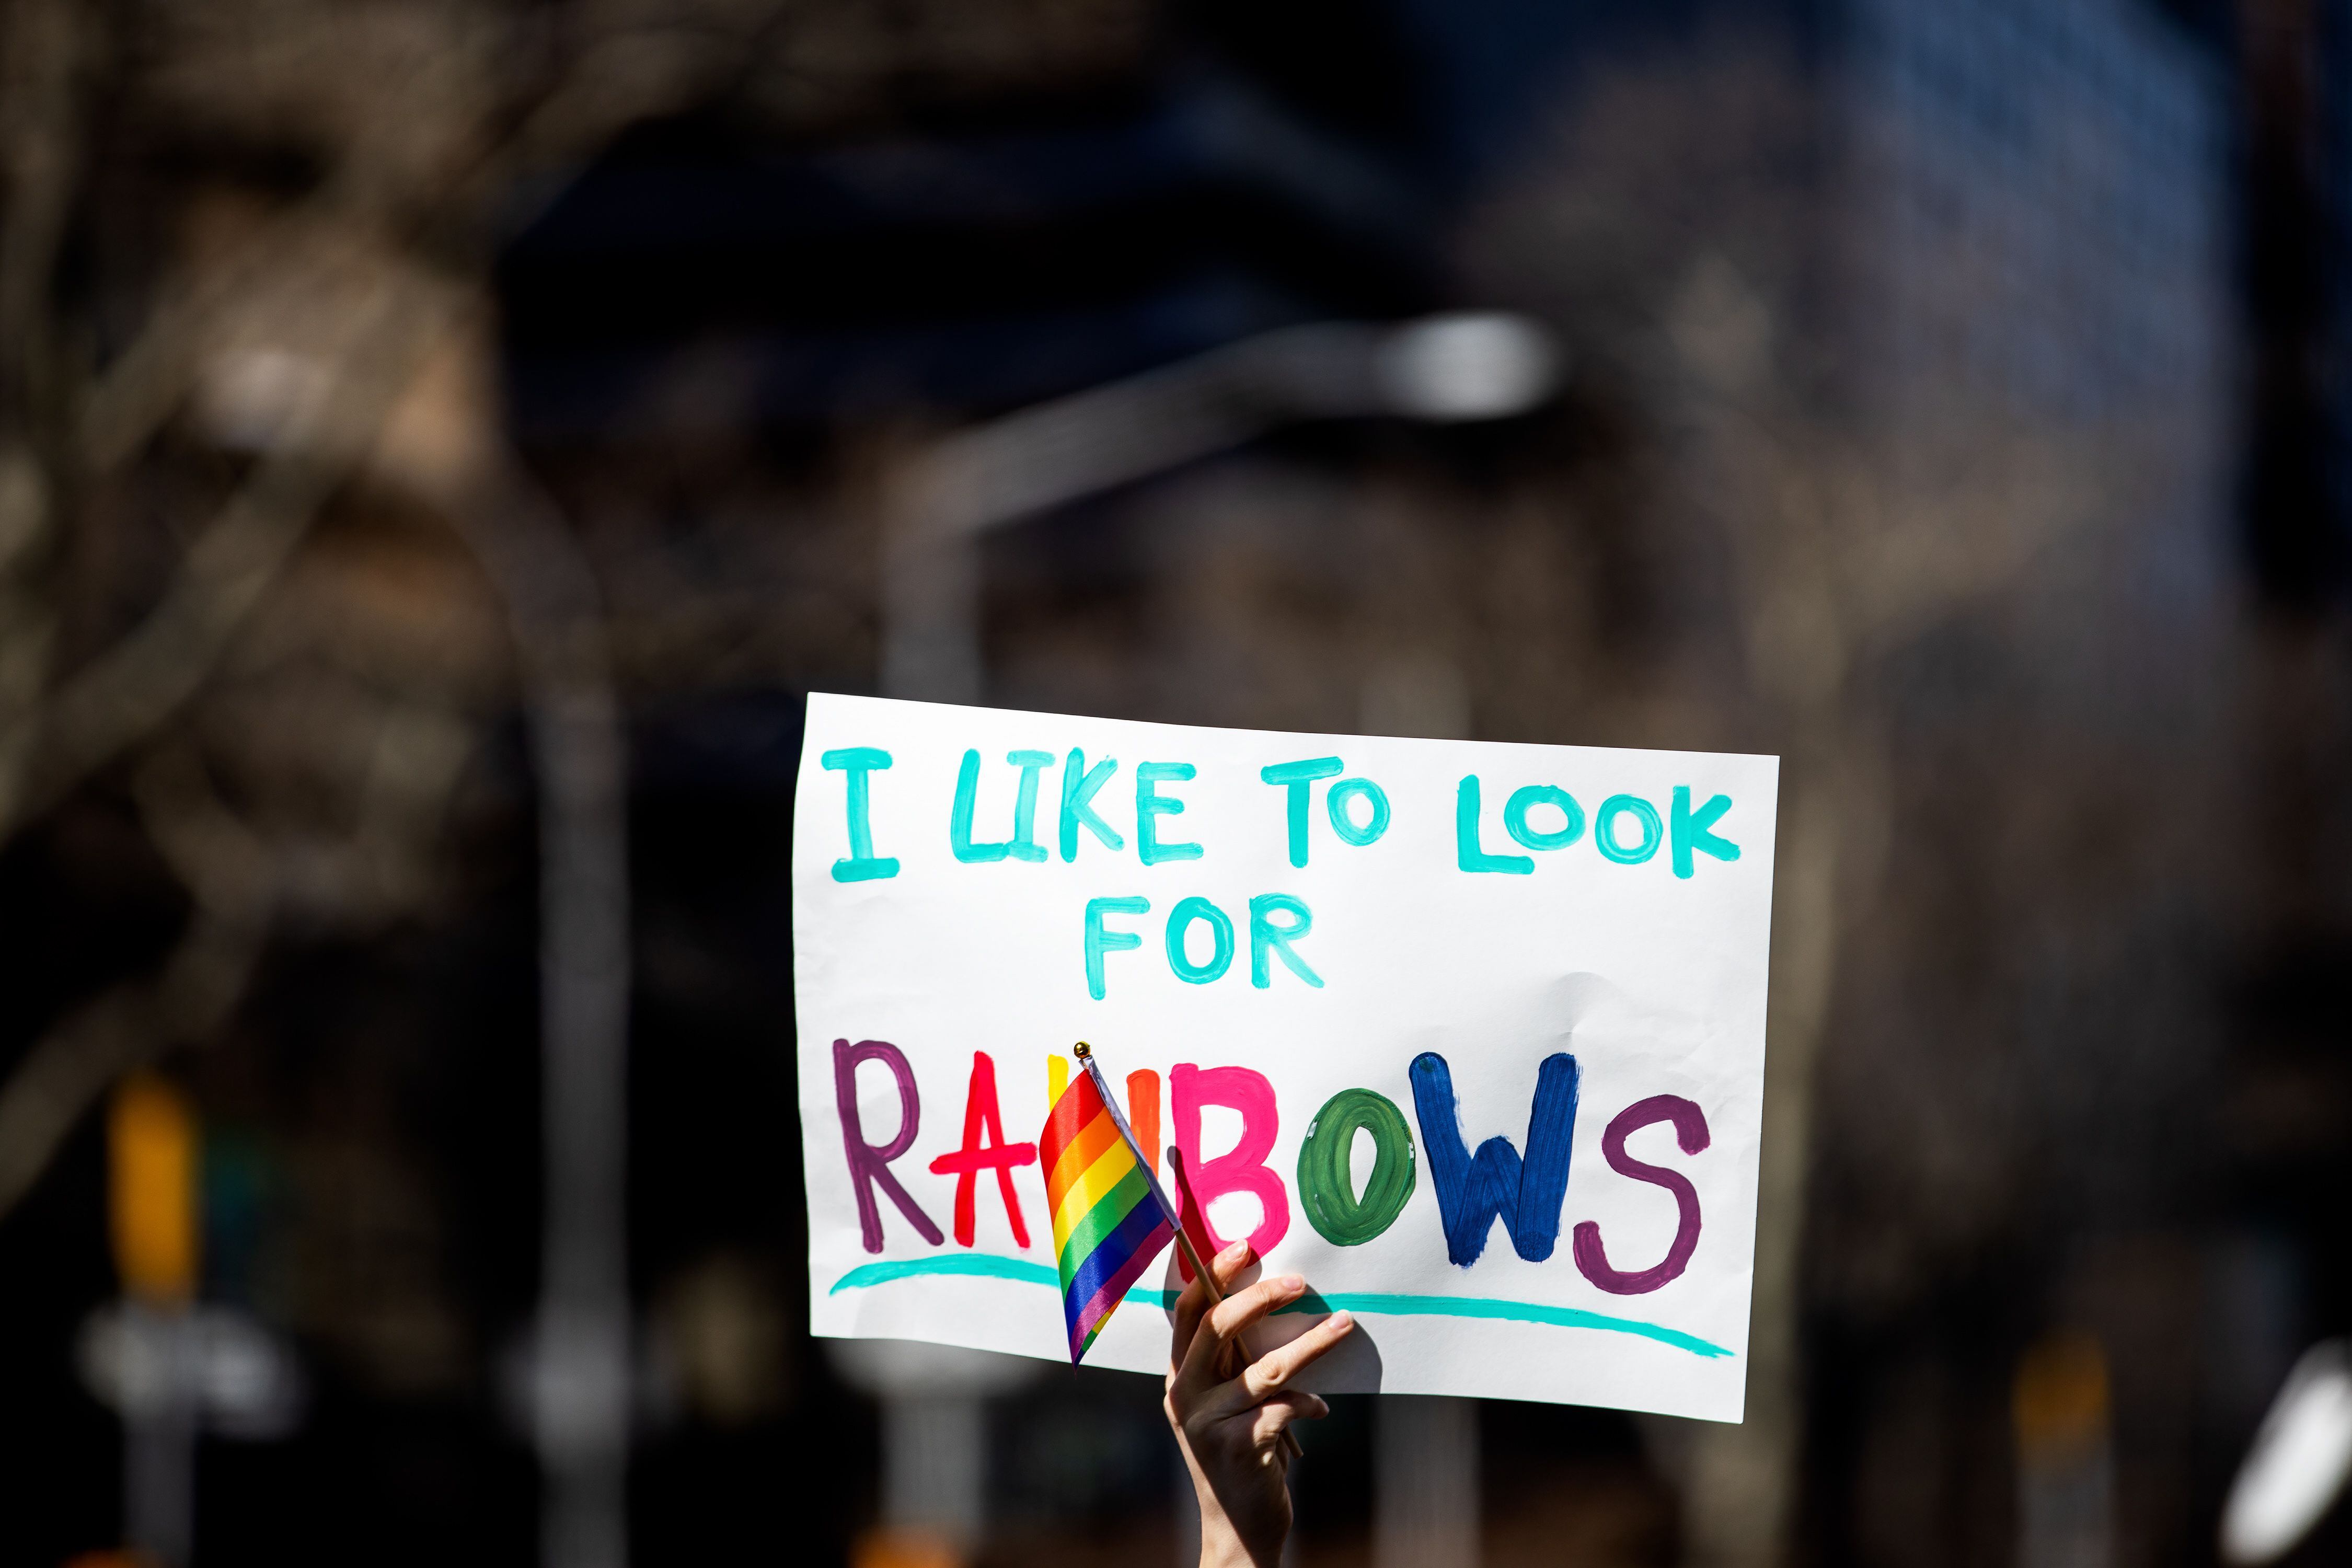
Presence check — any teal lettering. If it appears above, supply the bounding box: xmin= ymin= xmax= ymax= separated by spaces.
xmin=1670 ymin=786 xmax=1740 ymax=879
xmin=1260 ymin=757 xmax=1343 ymax=867
xmin=1059 ymin=750 xmax=1123 ymax=861
xmin=1083 ymin=896 xmax=1150 ymax=1000
xmin=949 ymin=750 xmax=1011 ymax=863
xmin=1006 ymin=750 xmax=1053 ymax=862
xmin=1327 ymin=778 xmax=1391 ymax=847
xmin=1455 ymin=776 xmax=1533 ymax=874
xmin=821 ymin=747 xmax=900 ymax=882
xmin=1164 ymin=895 xmax=1236 ymax=984
xmin=1504 ymin=785 xmax=1585 ymax=851
xmin=1136 ymin=762 xmax=1204 ymax=866
xmin=1249 ymin=893 xmax=1323 ymax=989
xmin=1596 ymin=795 xmax=1663 ymax=864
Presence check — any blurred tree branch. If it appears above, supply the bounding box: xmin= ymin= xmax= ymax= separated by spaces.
xmin=0 ymin=11 xmax=693 ymax=1561
xmin=0 ymin=743 xmax=270 ymax=1220
xmin=1455 ymin=42 xmax=2123 ymax=1561
xmin=11 ymin=279 xmax=459 ymax=831
xmin=0 ymin=0 xmax=82 ymax=858
xmin=1670 ymin=287 xmax=2102 ymax=1568
xmin=0 ymin=0 xmax=793 ymax=1231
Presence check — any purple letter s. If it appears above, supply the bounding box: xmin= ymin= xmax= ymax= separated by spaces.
xmin=1571 ymin=1095 xmax=1708 ymax=1295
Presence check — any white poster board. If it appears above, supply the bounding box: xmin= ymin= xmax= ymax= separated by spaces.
xmin=794 ymin=693 xmax=1778 ymax=1421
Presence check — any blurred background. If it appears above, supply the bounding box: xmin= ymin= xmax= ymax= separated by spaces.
xmin=2 ymin=0 xmax=2349 ymax=1564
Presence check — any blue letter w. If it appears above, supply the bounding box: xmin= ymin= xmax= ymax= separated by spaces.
xmin=1408 ymin=1052 xmax=1581 ymax=1266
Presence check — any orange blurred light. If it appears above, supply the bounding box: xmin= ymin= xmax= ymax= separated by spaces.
xmin=851 ymin=1529 xmax=964 ymax=1568
xmin=108 ymin=1074 xmax=198 ymax=1304
xmin=2014 ymin=1329 xmax=2111 ymax=1463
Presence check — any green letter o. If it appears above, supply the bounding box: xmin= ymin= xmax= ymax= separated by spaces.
xmin=1297 ymin=1088 xmax=1417 ymax=1246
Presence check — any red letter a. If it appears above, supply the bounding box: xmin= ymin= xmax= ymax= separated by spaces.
xmin=928 ymin=1051 xmax=1037 ymax=1248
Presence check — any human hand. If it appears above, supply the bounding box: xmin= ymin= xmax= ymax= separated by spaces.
xmin=1165 ymin=1240 xmax=1357 ymax=1568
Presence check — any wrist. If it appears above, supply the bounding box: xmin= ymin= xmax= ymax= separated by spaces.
xmin=1196 ymin=1515 xmax=1259 ymax=1568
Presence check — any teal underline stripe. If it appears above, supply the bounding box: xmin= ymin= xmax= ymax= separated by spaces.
xmin=827 ymin=1256 xmax=1733 ymax=1360
xmin=832 ymin=1253 xmax=1060 ymax=1291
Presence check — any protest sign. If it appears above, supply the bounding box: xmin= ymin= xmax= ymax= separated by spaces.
xmin=795 ymin=693 xmax=1778 ymax=1421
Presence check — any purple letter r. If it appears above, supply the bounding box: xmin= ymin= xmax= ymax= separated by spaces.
xmin=835 ymin=1037 xmax=944 ymax=1253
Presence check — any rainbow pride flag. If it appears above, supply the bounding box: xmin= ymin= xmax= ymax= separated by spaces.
xmin=1041 ymin=1057 xmax=1174 ymax=1362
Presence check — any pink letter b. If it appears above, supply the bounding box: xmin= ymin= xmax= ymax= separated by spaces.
xmin=1171 ymin=1063 xmax=1289 ymax=1260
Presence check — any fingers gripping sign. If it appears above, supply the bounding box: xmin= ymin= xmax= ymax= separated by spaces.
xmin=1166 ymin=1240 xmax=1357 ymax=1568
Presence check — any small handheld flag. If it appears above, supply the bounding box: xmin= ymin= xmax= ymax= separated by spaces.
xmin=1040 ymin=1043 xmax=1179 ymax=1362
xmin=1041 ymin=1044 xmax=1307 ymax=1456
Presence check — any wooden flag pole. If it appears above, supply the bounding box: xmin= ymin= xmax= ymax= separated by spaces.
xmin=1160 ymin=1145 xmax=1224 ymax=1308
xmin=1073 ymin=1042 xmax=1302 ymax=1460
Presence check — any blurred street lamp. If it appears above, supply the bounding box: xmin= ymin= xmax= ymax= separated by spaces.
xmin=2222 ymin=1340 xmax=2352 ymax=1565
xmin=869 ymin=313 xmax=1551 ymax=1563
xmin=103 ymin=1074 xmax=202 ymax=1568
xmin=2013 ymin=1332 xmax=2115 ymax=1568
xmin=1375 ymin=1393 xmax=1479 ymax=1568
xmin=826 ymin=1337 xmax=1042 ymax=1563
xmin=1359 ymin=667 xmax=1480 ymax=1568
xmin=881 ymin=312 xmax=1562 ymax=702
xmin=83 ymin=1075 xmax=302 ymax=1568
xmin=186 ymin=310 xmax=637 ymax=1568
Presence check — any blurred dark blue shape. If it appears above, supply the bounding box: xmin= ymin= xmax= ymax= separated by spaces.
xmin=499 ymin=73 xmax=1442 ymax=439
